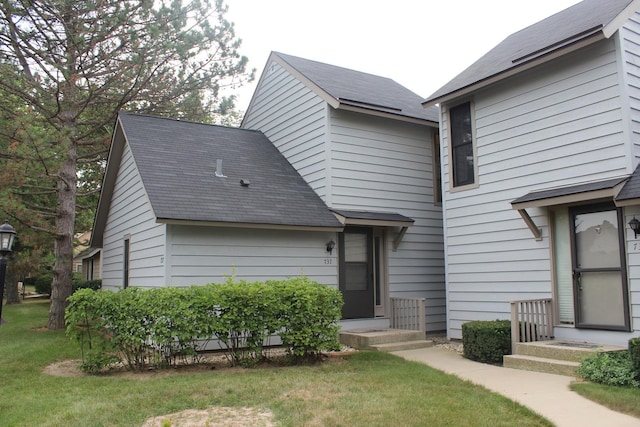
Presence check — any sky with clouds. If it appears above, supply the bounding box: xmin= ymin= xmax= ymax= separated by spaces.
xmin=223 ymin=0 xmax=582 ymax=111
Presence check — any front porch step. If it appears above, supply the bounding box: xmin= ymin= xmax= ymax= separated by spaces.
xmin=504 ymin=354 xmax=580 ymax=377
xmin=369 ymin=340 xmax=434 ymax=352
xmin=339 ymin=329 xmax=431 ymax=352
xmin=504 ymin=340 xmax=627 ymax=377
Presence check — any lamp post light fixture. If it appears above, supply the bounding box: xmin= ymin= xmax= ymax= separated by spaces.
xmin=0 ymin=220 xmax=16 ymax=324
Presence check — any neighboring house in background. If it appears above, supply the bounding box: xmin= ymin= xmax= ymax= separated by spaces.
xmin=74 ymin=230 xmax=101 ymax=280
xmin=72 ymin=230 xmax=91 ymax=274
xmin=74 ymin=246 xmax=101 ymax=280
xmin=423 ymin=0 xmax=640 ymax=346
xmin=242 ymin=52 xmax=445 ymax=331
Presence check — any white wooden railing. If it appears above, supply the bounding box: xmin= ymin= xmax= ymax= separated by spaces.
xmin=510 ymin=298 xmax=554 ymax=353
xmin=390 ymin=297 xmax=426 ymax=334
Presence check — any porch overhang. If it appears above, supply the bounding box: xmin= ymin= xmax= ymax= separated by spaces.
xmin=330 ymin=208 xmax=414 ymax=251
xmin=510 ymin=176 xmax=629 ymax=240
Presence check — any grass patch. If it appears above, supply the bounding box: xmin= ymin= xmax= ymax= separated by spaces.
xmin=1 ymin=300 xmax=552 ymax=426
xmin=571 ymin=382 xmax=640 ymax=418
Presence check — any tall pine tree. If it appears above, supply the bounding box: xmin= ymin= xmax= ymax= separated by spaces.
xmin=0 ymin=0 xmax=253 ymax=328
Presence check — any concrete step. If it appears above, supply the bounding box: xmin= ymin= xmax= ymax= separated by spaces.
xmin=504 ymin=354 xmax=580 ymax=377
xmin=369 ymin=340 xmax=434 ymax=353
xmin=515 ymin=341 xmax=625 ymax=362
xmin=339 ymin=329 xmax=424 ymax=349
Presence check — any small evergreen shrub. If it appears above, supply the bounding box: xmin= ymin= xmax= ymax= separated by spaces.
xmin=462 ymin=320 xmax=511 ymax=365
xmin=629 ymin=337 xmax=640 ymax=380
xmin=33 ymin=273 xmax=54 ymax=295
xmin=577 ymin=351 xmax=640 ymax=388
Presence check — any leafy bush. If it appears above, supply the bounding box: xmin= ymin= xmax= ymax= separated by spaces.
xmin=628 ymin=338 xmax=640 ymax=380
xmin=66 ymin=277 xmax=343 ymax=372
xmin=577 ymin=351 xmax=640 ymax=388
xmin=271 ymin=277 xmax=343 ymax=360
xmin=462 ymin=320 xmax=511 ymax=365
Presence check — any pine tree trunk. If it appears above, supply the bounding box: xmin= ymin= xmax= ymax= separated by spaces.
xmin=47 ymin=141 xmax=78 ymax=330
xmin=5 ymin=270 xmax=20 ymax=305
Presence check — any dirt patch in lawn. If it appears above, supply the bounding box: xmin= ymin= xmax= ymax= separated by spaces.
xmin=140 ymin=407 xmax=275 ymax=427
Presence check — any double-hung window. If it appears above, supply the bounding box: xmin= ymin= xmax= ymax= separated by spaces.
xmin=449 ymin=101 xmax=476 ymax=188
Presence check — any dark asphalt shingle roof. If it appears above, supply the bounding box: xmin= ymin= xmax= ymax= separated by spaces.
xmin=424 ymin=0 xmax=635 ymax=105
xmin=117 ymin=113 xmax=342 ymax=228
xmin=615 ymin=165 xmax=640 ymax=202
xmin=273 ymin=52 xmax=439 ymax=123
xmin=330 ymin=209 xmax=414 ymax=224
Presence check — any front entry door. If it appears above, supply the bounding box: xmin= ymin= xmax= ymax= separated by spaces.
xmin=571 ymin=204 xmax=630 ymax=330
xmin=339 ymin=227 xmax=374 ymax=319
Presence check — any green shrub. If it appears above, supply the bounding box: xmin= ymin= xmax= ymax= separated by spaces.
xmin=577 ymin=351 xmax=640 ymax=388
xmin=271 ymin=277 xmax=343 ymax=360
xmin=72 ymin=279 xmax=102 ymax=293
xmin=34 ymin=274 xmax=53 ymax=295
xmin=65 ymin=277 xmax=343 ymax=372
xmin=462 ymin=320 xmax=511 ymax=365
xmin=629 ymin=338 xmax=640 ymax=380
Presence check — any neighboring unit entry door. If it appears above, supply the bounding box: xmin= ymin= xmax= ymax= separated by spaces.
xmin=339 ymin=227 xmax=375 ymax=319
xmin=570 ymin=204 xmax=630 ymax=331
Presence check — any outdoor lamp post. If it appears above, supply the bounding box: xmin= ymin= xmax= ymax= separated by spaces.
xmin=0 ymin=220 xmax=16 ymax=324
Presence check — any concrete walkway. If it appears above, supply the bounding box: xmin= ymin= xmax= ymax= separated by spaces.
xmin=393 ymin=347 xmax=640 ymax=427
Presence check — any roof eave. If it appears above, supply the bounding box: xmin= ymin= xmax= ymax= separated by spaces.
xmin=422 ymin=31 xmax=607 ymax=108
xmin=338 ymin=102 xmax=438 ymax=127
xmin=157 ymin=218 xmax=344 ymax=232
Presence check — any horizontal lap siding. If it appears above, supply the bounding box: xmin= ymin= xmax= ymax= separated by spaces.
xmin=442 ymin=40 xmax=627 ymax=339
xmin=622 ymin=15 xmax=640 ymax=335
xmin=242 ymin=63 xmax=328 ymax=199
xmin=169 ymin=226 xmax=338 ymax=286
xmin=330 ymin=110 xmax=446 ymax=331
xmin=102 ymin=143 xmax=166 ymax=290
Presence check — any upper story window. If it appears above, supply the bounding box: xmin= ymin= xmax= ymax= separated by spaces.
xmin=449 ymin=101 xmax=476 ymax=188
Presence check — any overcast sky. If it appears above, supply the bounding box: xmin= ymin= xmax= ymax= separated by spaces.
xmin=224 ymin=0 xmax=582 ymax=111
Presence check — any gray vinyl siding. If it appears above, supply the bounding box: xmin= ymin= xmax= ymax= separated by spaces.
xmin=442 ymin=39 xmax=629 ymax=339
xmin=242 ymin=62 xmax=329 ymax=200
xmin=330 ymin=110 xmax=446 ymax=331
xmin=621 ymin=15 xmax=640 ymax=338
xmin=621 ymin=13 xmax=640 ymax=161
xmin=101 ymin=142 xmax=166 ymax=290
xmin=168 ymin=225 xmax=338 ymax=287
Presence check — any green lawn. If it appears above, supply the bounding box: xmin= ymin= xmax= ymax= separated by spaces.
xmin=571 ymin=382 xmax=640 ymax=419
xmin=1 ymin=300 xmax=552 ymax=427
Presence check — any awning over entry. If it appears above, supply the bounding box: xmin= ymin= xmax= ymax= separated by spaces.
xmin=510 ymin=175 xmax=630 ymax=240
xmin=330 ymin=209 xmax=414 ymax=250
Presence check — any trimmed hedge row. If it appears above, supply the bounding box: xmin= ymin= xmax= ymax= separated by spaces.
xmin=65 ymin=277 xmax=343 ymax=372
xmin=26 ymin=274 xmax=101 ymax=296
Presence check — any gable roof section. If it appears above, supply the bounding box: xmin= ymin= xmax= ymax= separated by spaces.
xmin=246 ymin=51 xmax=438 ymax=125
xmin=92 ymin=113 xmax=343 ymax=246
xmin=424 ymin=0 xmax=639 ymax=106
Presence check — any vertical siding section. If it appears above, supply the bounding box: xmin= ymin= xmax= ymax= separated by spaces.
xmin=330 ymin=110 xmax=446 ymax=331
xmin=621 ymin=13 xmax=640 ymax=161
xmin=169 ymin=226 xmax=338 ymax=286
xmin=242 ymin=62 xmax=329 ymax=200
xmin=441 ymin=40 xmax=628 ymax=339
xmin=101 ymin=142 xmax=166 ymax=290
xmin=622 ymin=14 xmax=640 ymax=337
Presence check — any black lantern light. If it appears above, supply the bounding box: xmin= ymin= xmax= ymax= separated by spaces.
xmin=326 ymin=240 xmax=335 ymax=255
xmin=629 ymin=217 xmax=640 ymax=239
xmin=0 ymin=220 xmax=16 ymax=324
